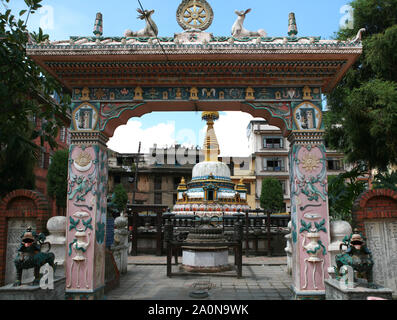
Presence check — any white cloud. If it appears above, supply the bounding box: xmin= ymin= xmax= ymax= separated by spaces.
xmin=201 ymin=111 xmax=254 ymax=157
xmin=107 ymin=112 xmax=256 ymax=157
xmin=107 ymin=120 xmax=177 ymax=153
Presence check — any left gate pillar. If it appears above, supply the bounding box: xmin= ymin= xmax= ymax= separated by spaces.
xmin=65 ymin=128 xmax=109 ymax=300
xmin=288 ymin=131 xmax=331 ymax=300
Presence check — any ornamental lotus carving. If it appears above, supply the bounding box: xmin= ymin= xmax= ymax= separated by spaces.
xmin=301 ymin=152 xmax=320 ymax=172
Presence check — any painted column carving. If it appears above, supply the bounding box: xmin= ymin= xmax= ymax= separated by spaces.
xmin=288 ymin=131 xmax=331 ymax=299
xmin=65 ymin=100 xmax=108 ymax=299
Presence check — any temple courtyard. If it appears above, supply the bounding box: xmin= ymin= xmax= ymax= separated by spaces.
xmin=105 ymin=255 xmax=292 ymax=300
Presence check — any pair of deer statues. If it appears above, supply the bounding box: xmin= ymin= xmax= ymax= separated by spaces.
xmin=124 ymin=8 xmax=266 ymax=38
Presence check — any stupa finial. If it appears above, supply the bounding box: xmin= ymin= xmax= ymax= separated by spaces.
xmin=288 ymin=12 xmax=298 ymax=37
xmin=93 ymin=12 xmax=103 ymax=37
xmin=202 ymin=112 xmax=220 ymax=162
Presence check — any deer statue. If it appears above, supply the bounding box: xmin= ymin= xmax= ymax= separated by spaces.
xmin=231 ymin=9 xmax=267 ymax=38
xmin=124 ymin=8 xmax=158 ymax=37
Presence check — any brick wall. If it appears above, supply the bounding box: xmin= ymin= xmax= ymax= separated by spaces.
xmin=352 ymin=189 xmax=397 ymax=236
xmin=0 ymin=189 xmax=50 ymax=286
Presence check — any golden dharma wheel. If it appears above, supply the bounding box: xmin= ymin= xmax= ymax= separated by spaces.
xmin=176 ymin=0 xmax=214 ymax=31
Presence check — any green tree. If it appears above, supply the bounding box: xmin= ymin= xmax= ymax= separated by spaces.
xmin=328 ymin=165 xmax=368 ymax=224
xmin=259 ymin=178 xmax=284 ymax=214
xmin=325 ymin=0 xmax=397 ymax=171
xmin=47 ymin=149 xmax=69 ymax=213
xmin=0 ymin=0 xmax=70 ymax=197
xmin=372 ymin=170 xmax=397 ymax=191
xmin=113 ymin=184 xmax=128 ymax=213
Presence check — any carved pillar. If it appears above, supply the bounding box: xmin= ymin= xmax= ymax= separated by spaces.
xmin=65 ymin=131 xmax=108 ymax=300
xmin=288 ymin=131 xmax=331 ymax=300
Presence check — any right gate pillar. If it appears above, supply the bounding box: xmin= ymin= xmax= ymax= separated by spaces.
xmin=288 ymin=130 xmax=331 ymax=300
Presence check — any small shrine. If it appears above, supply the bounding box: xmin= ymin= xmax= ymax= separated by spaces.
xmin=171 ymin=111 xmax=250 ymax=272
xmin=173 ymin=111 xmax=250 ymax=216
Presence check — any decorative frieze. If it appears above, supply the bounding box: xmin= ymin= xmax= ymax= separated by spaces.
xmin=72 ymin=86 xmax=322 ymax=102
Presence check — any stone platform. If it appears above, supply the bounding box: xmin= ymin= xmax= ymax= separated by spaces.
xmin=325 ymin=278 xmax=394 ymax=300
xmin=0 ymin=277 xmax=66 ymax=300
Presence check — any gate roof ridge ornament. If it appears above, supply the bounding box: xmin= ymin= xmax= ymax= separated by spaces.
xmin=176 ymin=0 xmax=214 ymax=31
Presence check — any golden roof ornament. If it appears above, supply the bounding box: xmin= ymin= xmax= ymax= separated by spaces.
xmin=177 ymin=177 xmax=188 ymax=191
xmin=202 ymin=112 xmax=220 ymax=162
xmin=235 ymin=178 xmax=247 ymax=191
xmin=177 ymin=0 xmax=214 ymax=31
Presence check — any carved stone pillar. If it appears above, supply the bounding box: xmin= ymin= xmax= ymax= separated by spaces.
xmin=65 ymin=131 xmax=108 ymax=300
xmin=288 ymin=131 xmax=331 ymax=300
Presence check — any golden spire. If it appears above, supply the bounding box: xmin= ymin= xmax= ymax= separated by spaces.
xmin=177 ymin=177 xmax=188 ymax=191
xmin=235 ymin=178 xmax=247 ymax=191
xmin=202 ymin=112 xmax=220 ymax=162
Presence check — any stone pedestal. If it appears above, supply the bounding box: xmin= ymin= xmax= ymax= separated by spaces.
xmin=182 ymin=247 xmax=231 ymax=273
xmin=325 ymin=278 xmax=393 ymax=300
xmin=46 ymin=216 xmax=67 ymax=278
xmin=110 ymin=214 xmax=129 ymax=274
xmin=0 ymin=277 xmax=66 ymax=300
xmin=181 ymin=224 xmax=231 ymax=273
xmin=284 ymin=221 xmax=292 ymax=275
xmin=327 ymin=220 xmax=352 ymax=279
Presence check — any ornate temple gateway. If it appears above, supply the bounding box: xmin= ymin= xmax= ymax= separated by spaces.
xmin=26 ymin=1 xmax=363 ymax=299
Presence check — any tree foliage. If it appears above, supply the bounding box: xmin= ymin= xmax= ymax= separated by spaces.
xmin=328 ymin=164 xmax=368 ymax=224
xmin=325 ymin=0 xmax=397 ymax=171
xmin=372 ymin=170 xmax=397 ymax=191
xmin=113 ymin=184 xmax=129 ymax=214
xmin=47 ymin=149 xmax=69 ymax=210
xmin=0 ymin=0 xmax=70 ymax=197
xmin=259 ymin=178 xmax=284 ymax=214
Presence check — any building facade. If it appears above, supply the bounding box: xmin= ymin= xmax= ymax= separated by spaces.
xmin=247 ymin=120 xmax=347 ymax=212
xmin=108 ymin=145 xmax=198 ymax=209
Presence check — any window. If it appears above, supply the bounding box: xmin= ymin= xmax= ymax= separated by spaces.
xmin=263 ymin=158 xmax=285 ymax=172
xmin=280 ymin=180 xmax=288 ymax=195
xmin=114 ymin=174 xmax=121 ymax=184
xmin=66 ymin=131 xmax=71 ymax=145
xmin=154 ymin=176 xmax=162 ymax=190
xmin=38 ymin=151 xmax=50 ymax=169
xmin=327 ymin=159 xmax=343 ymax=171
xmin=154 ymin=192 xmax=162 ymax=204
xmin=60 ymin=127 xmax=67 ymax=142
xmin=263 ymin=137 xmax=283 ymax=149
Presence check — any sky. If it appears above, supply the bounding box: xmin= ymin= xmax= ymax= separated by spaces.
xmin=4 ymin=0 xmax=354 ymax=156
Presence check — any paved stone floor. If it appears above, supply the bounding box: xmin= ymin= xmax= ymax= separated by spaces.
xmin=105 ymin=255 xmax=293 ymax=300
